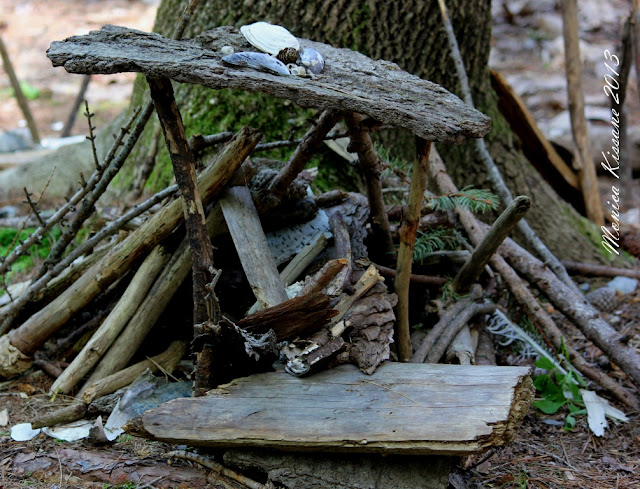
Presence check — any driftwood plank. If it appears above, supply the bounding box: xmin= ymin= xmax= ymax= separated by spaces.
xmin=220 ymin=186 xmax=288 ymax=309
xmin=47 ymin=25 xmax=490 ymax=143
xmin=127 ymin=363 xmax=532 ymax=455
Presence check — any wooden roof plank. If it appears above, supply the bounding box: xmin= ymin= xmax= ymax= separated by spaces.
xmin=47 ymin=25 xmax=491 ymax=143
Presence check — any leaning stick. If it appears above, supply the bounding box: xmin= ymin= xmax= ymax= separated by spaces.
xmin=0 ymin=128 xmax=261 ymax=379
xmin=436 ymin=0 xmax=582 ymax=293
xmin=426 ymin=302 xmax=496 ymax=364
xmin=344 ymin=112 xmax=395 ymax=261
xmin=561 ymin=260 xmax=640 ymax=279
xmin=80 ymin=341 xmax=186 ymax=404
xmin=0 ymin=35 xmax=40 ymax=144
xmin=451 ymin=195 xmax=530 ymax=293
xmin=411 ymin=287 xmax=480 ymax=364
xmin=498 ymin=231 xmax=640 ymax=387
xmin=430 ymin=149 xmax=639 ymax=409
xmin=561 ymin=0 xmax=605 ymax=224
xmin=50 ymin=245 xmax=170 ymax=395
xmin=148 ymin=76 xmax=217 ymax=325
xmin=394 ymin=138 xmax=431 ymax=361
xmin=80 ymin=239 xmax=192 ymax=392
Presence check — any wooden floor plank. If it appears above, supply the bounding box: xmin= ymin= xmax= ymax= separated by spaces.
xmin=127 ymin=363 xmax=533 ymax=455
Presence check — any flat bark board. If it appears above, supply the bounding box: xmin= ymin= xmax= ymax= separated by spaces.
xmin=128 ymin=363 xmax=532 ymax=455
xmin=47 ymin=25 xmax=491 ymax=144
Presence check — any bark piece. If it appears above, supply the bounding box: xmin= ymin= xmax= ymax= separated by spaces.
xmin=296 ymin=258 xmax=347 ymax=297
xmin=126 ymin=362 xmax=533 ymax=455
xmin=328 ymin=265 xmax=382 ymax=328
xmin=10 ymin=448 xmax=212 ymax=488
xmin=220 ymin=185 xmax=288 ymax=310
xmin=343 ymin=282 xmax=397 ymax=374
xmin=237 ymin=293 xmax=337 ymax=341
xmin=451 ymin=195 xmax=530 ymax=293
xmin=395 ymin=139 xmax=431 ymax=361
xmin=1 ymin=127 xmax=261 ymax=378
xmin=50 ymin=245 xmax=169 ymax=395
xmin=47 ymin=25 xmax=491 ymax=143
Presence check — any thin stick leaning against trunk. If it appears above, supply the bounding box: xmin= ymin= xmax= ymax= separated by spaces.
xmin=411 ymin=288 xmax=480 ymax=364
xmin=426 ymin=302 xmax=496 ymax=364
xmin=497 ymin=231 xmax=640 ymax=387
xmin=436 ymin=0 xmax=583 ymax=293
xmin=429 ymin=148 xmax=639 ymax=409
xmin=561 ymin=0 xmax=605 ymax=225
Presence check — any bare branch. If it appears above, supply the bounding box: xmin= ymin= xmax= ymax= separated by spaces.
xmin=84 ymin=100 xmax=100 ymax=170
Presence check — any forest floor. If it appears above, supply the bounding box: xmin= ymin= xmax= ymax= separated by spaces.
xmin=1 ymin=1 xmax=640 ymax=488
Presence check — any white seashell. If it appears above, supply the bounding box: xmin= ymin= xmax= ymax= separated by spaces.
xmin=220 ymin=45 xmax=234 ymax=55
xmin=240 ymin=22 xmax=300 ymax=56
xmin=299 ymin=47 xmax=325 ymax=74
xmin=222 ymin=52 xmax=290 ymax=76
xmin=290 ymin=66 xmax=306 ymax=76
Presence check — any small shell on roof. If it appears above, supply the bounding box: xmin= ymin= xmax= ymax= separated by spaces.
xmin=299 ymin=47 xmax=325 ymax=74
xmin=240 ymin=22 xmax=300 ymax=56
xmin=222 ymin=52 xmax=290 ymax=76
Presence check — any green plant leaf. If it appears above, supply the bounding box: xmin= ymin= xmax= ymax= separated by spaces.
xmin=564 ymin=413 xmax=576 ymax=430
xmin=18 ymin=81 xmax=40 ymax=100
xmin=533 ymin=399 xmax=565 ymax=414
xmin=534 ymin=356 xmax=556 ymax=371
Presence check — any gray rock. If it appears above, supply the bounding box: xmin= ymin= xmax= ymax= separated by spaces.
xmin=607 ymin=276 xmax=638 ymax=295
xmin=0 ymin=128 xmax=33 ymax=153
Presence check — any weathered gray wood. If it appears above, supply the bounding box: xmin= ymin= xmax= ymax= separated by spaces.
xmin=47 ymin=25 xmax=491 ymax=143
xmin=126 ymin=363 xmax=533 ymax=455
xmin=220 ymin=186 xmax=288 ymax=309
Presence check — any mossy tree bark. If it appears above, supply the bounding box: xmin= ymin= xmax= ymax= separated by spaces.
xmin=128 ymin=0 xmax=619 ymax=263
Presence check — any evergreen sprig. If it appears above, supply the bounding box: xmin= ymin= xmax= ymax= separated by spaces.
xmin=426 ymin=186 xmax=499 ymax=214
xmin=412 ymin=227 xmax=461 ymax=263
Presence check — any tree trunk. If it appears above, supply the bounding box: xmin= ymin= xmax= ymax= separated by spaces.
xmin=134 ymin=0 xmax=611 ymax=263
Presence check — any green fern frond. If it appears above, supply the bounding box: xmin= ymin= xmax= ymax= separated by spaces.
xmin=412 ymin=227 xmax=461 ymax=263
xmin=426 ymin=186 xmax=499 ymax=214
